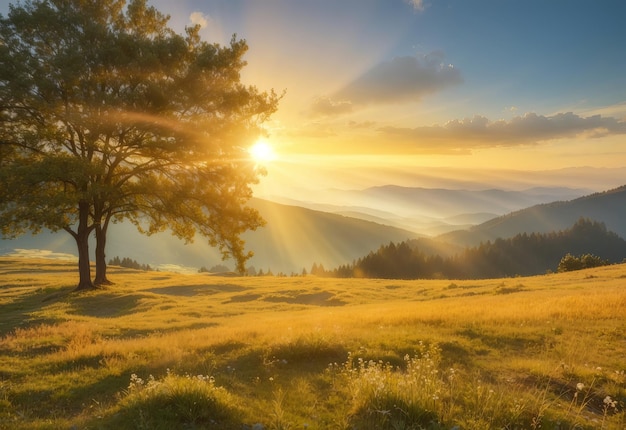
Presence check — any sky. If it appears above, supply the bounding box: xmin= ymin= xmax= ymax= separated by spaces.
xmin=3 ymin=0 xmax=626 ymax=195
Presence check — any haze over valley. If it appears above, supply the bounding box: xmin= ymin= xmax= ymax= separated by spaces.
xmin=4 ymin=178 xmax=625 ymax=275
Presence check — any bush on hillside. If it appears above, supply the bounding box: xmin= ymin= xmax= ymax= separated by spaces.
xmin=557 ymin=253 xmax=609 ymax=272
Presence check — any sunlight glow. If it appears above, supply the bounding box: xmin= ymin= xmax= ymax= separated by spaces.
xmin=249 ymin=138 xmax=276 ymax=163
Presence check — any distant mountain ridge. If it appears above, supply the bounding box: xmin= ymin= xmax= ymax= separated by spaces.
xmin=1 ymin=198 xmax=420 ymax=274
xmin=2 ymin=185 xmax=622 ymax=274
xmin=244 ymin=199 xmax=419 ymax=272
xmin=440 ymin=185 xmax=626 ymax=247
xmin=326 ymin=218 xmax=626 ymax=279
xmin=268 ymin=185 xmax=589 ymax=235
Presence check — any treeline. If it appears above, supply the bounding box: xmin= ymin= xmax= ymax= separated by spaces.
xmin=108 ymin=256 xmax=154 ymax=272
xmin=315 ymin=218 xmax=626 ymax=279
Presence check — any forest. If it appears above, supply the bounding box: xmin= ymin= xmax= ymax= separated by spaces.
xmin=313 ymin=218 xmax=626 ymax=279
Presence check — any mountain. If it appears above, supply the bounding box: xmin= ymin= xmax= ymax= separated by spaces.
xmin=337 ymin=218 xmax=626 ymax=280
xmin=244 ymin=199 xmax=419 ymax=272
xmin=3 ymin=185 xmax=621 ymax=274
xmin=0 ymin=198 xmax=419 ymax=274
xmin=439 ymin=185 xmax=626 ymax=247
xmin=266 ymin=186 xmax=590 ymax=234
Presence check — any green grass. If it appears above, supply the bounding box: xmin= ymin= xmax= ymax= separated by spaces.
xmin=0 ymin=257 xmax=624 ymax=429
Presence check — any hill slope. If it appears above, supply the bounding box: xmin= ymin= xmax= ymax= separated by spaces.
xmin=272 ymin=185 xmax=589 ymax=235
xmin=0 ymin=198 xmax=419 ymax=273
xmin=439 ymin=185 xmax=626 ymax=247
xmin=243 ymin=198 xmax=419 ymax=272
xmin=1 ymin=257 xmax=625 ymax=429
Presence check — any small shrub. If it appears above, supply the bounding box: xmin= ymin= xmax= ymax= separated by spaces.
xmin=557 ymin=253 xmax=609 ymax=273
xmin=331 ymin=342 xmax=446 ymax=429
xmin=111 ymin=370 xmax=239 ymax=429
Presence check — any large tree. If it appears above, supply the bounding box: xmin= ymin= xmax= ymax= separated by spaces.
xmin=0 ymin=0 xmax=279 ymax=289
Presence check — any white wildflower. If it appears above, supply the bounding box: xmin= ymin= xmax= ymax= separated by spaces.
xmin=576 ymin=382 xmax=585 ymax=391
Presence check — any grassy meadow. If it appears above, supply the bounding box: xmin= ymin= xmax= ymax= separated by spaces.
xmin=0 ymin=257 xmax=624 ymax=429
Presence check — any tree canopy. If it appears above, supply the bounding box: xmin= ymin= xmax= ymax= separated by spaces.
xmin=320 ymin=218 xmax=626 ymax=279
xmin=0 ymin=0 xmax=280 ymax=288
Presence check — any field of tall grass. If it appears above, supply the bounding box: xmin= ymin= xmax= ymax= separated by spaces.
xmin=0 ymin=256 xmax=624 ymax=429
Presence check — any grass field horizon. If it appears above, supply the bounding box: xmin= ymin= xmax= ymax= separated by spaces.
xmin=0 ymin=256 xmax=624 ymax=429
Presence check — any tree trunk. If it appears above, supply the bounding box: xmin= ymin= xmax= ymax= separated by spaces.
xmin=74 ymin=200 xmax=95 ymax=291
xmin=94 ymin=221 xmax=113 ymax=285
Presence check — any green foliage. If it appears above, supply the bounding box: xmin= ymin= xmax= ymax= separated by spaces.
xmin=112 ymin=371 xmax=240 ymax=429
xmin=331 ymin=343 xmax=541 ymax=429
xmin=326 ymin=218 xmax=626 ymax=279
xmin=109 ymin=256 xmax=153 ymax=271
xmin=557 ymin=253 xmax=609 ymax=273
xmin=0 ymin=0 xmax=280 ymax=285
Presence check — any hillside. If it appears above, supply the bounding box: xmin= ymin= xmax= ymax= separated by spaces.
xmin=2 ymin=186 xmax=623 ymax=274
xmin=326 ymin=218 xmax=626 ymax=279
xmin=0 ymin=198 xmax=419 ymax=273
xmin=440 ymin=185 xmax=626 ymax=247
xmin=271 ymin=185 xmax=589 ymax=235
xmin=244 ymin=198 xmax=420 ymax=272
xmin=1 ymin=257 xmax=625 ymax=429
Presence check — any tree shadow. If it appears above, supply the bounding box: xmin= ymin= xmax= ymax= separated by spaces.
xmin=263 ymin=291 xmax=346 ymax=306
xmin=0 ymin=285 xmax=75 ymax=336
xmin=146 ymin=283 xmax=248 ymax=297
xmin=68 ymin=293 xmax=144 ymax=317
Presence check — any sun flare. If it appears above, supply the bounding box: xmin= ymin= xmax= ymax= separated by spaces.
xmin=249 ymin=138 xmax=276 ymax=162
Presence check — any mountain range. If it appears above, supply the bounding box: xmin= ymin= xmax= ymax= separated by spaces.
xmin=439 ymin=185 xmax=626 ymax=247
xmin=1 ymin=185 xmax=624 ymax=274
xmin=268 ymin=186 xmax=590 ymax=236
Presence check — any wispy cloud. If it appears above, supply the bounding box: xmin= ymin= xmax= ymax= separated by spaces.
xmin=406 ymin=0 xmax=426 ymax=12
xmin=379 ymin=112 xmax=626 ymax=150
xmin=4 ymin=248 xmax=77 ymax=260
xmin=312 ymin=52 xmax=461 ymax=116
xmin=310 ymin=96 xmax=353 ymax=116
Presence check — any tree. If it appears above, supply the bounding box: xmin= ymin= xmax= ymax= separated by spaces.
xmin=0 ymin=0 xmax=279 ymax=289
xmin=557 ymin=253 xmax=584 ymax=273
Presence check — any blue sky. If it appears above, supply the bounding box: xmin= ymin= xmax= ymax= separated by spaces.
xmin=147 ymin=1 xmax=626 ymax=156
xmin=2 ymin=0 xmax=626 ymax=191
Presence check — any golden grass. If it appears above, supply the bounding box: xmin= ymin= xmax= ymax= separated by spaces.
xmin=0 ymin=257 xmax=624 ymax=429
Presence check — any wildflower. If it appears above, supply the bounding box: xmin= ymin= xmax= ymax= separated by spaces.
xmin=603 ymin=396 xmax=617 ymax=408
xmin=576 ymin=382 xmax=585 ymax=391
xmin=128 ymin=373 xmax=144 ymax=390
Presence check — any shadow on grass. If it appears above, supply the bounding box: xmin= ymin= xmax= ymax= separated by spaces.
xmin=8 ymin=373 xmax=128 ymax=419
xmin=0 ymin=285 xmax=75 ymax=336
xmin=147 ymin=283 xmax=248 ymax=297
xmin=263 ymin=291 xmax=346 ymax=307
xmin=456 ymin=327 xmax=546 ymax=352
xmin=223 ymin=293 xmax=262 ymax=303
xmin=68 ymin=293 xmax=144 ymax=317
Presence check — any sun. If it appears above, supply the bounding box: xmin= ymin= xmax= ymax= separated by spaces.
xmin=249 ymin=138 xmax=276 ymax=162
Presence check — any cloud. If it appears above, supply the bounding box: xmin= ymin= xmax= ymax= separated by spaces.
xmin=310 ymin=96 xmax=353 ymax=116
xmin=189 ymin=11 xmax=209 ymax=29
xmin=348 ymin=120 xmax=377 ymax=129
xmin=284 ymin=121 xmax=338 ymax=139
xmin=406 ymin=0 xmax=426 ymax=12
xmin=189 ymin=11 xmax=225 ymax=44
xmin=332 ymin=52 xmax=461 ymax=108
xmin=4 ymin=248 xmax=77 ymax=260
xmin=379 ymin=112 xmax=626 ymax=150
